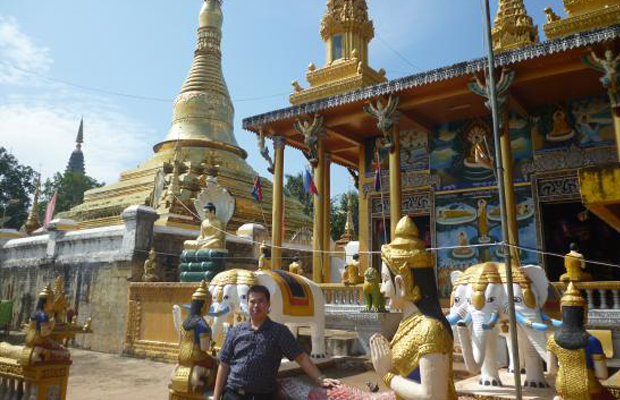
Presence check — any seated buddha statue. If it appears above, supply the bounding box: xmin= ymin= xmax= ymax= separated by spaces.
xmin=142 ymin=248 xmax=160 ymax=282
xmin=547 ymin=109 xmax=575 ymax=141
xmin=184 ymin=202 xmax=226 ymax=251
xmin=258 ymin=241 xmax=271 ymax=271
xmin=370 ymin=216 xmax=457 ymax=400
xmin=342 ymin=254 xmax=364 ymax=285
xmin=172 ymin=280 xmax=217 ymax=394
xmin=547 ymin=283 xmax=611 ymax=400
xmin=560 ymin=243 xmax=592 ymax=282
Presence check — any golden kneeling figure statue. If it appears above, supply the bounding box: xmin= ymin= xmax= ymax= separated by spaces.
xmin=560 ymin=243 xmax=592 ymax=282
xmin=342 ymin=254 xmax=364 ymax=285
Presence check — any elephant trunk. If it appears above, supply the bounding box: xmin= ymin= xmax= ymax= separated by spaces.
xmin=517 ymin=310 xmax=548 ymax=359
xmin=457 ymin=312 xmax=490 ymax=374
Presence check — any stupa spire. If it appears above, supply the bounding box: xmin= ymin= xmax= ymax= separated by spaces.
xmin=492 ymin=0 xmax=539 ymax=53
xmin=66 ymin=118 xmax=85 ymax=175
xmin=24 ymin=174 xmax=41 ymax=235
xmin=158 ymin=0 xmax=239 ymax=150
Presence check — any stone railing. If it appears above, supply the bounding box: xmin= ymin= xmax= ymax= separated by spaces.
xmin=0 ymin=357 xmax=72 ymax=400
xmin=319 ymin=283 xmax=364 ymax=307
xmin=552 ymin=281 xmax=620 ymax=310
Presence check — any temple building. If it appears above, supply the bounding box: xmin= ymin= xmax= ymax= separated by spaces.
xmin=244 ymin=0 xmax=620 ymax=298
xmin=66 ymin=118 xmax=85 ymax=175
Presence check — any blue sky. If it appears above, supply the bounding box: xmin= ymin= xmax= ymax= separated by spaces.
xmin=0 ymin=0 xmax=564 ymax=198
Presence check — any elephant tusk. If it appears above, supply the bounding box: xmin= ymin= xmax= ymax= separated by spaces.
xmin=540 ymin=311 xmax=563 ymax=328
xmin=446 ymin=312 xmax=461 ymax=326
xmin=482 ymin=312 xmax=499 ymax=331
xmin=516 ymin=311 xmax=548 ymax=331
xmin=207 ymin=305 xmax=230 ymax=317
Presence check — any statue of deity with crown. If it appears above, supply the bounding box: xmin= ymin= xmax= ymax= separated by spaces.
xmin=370 ymin=216 xmax=457 ymax=400
xmin=547 ymin=282 xmax=612 ymax=400
xmin=170 ymin=280 xmax=218 ymax=398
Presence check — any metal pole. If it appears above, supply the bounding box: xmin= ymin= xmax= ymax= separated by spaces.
xmin=481 ymin=1 xmax=522 ymax=398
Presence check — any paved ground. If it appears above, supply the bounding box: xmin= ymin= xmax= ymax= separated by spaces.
xmin=67 ymin=349 xmax=389 ymax=400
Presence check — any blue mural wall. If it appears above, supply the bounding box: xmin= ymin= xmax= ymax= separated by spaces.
xmin=435 ymin=185 xmax=538 ymax=298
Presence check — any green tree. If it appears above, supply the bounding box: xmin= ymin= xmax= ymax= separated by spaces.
xmin=330 ymin=191 xmax=359 ymax=241
xmin=39 ymin=171 xmax=104 ymax=220
xmin=284 ymin=172 xmax=313 ymax=217
xmin=0 ymin=147 xmax=37 ymax=229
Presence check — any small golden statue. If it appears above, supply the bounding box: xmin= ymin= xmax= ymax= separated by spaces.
xmin=547 ymin=283 xmax=611 ymax=400
xmin=258 ymin=241 xmax=272 ymax=271
xmin=142 ymin=248 xmax=161 ymax=282
xmin=171 ymin=281 xmax=218 ymax=396
xmin=342 ymin=254 xmax=364 ymax=285
xmin=184 ymin=203 xmax=226 ymax=251
xmin=288 ymin=255 xmax=302 ymax=275
xmin=477 ymin=199 xmax=490 ymax=242
xmin=560 ymin=243 xmax=592 ymax=282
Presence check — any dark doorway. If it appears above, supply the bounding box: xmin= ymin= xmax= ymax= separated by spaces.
xmin=541 ymin=202 xmax=620 ymax=281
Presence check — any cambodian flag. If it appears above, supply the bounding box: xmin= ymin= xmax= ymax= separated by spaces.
xmin=303 ymin=167 xmax=319 ymax=196
xmin=374 ymin=151 xmax=382 ymax=191
xmin=251 ymin=176 xmax=263 ymax=203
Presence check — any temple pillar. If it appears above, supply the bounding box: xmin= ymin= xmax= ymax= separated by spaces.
xmin=389 ymin=118 xmax=402 ymax=238
xmin=501 ymin=107 xmax=520 ymax=263
xmin=322 ymin=153 xmax=332 ymax=282
xmin=271 ymin=136 xmax=286 ymax=270
xmin=312 ymin=139 xmax=326 ymax=282
xmin=358 ymin=152 xmax=370 ymax=272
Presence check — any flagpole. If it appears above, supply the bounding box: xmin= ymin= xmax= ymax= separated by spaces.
xmin=481 ymin=1 xmax=522 ymax=398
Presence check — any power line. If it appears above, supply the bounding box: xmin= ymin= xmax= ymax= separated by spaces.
xmin=0 ymin=61 xmax=290 ymax=103
xmin=375 ymin=34 xmax=423 ymax=72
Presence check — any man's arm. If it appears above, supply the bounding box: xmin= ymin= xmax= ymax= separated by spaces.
xmin=213 ymin=362 xmax=230 ymax=400
xmin=294 ymin=353 xmax=340 ymax=388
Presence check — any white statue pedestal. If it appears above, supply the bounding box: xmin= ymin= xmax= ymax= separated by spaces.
xmin=456 ymin=370 xmax=555 ymax=400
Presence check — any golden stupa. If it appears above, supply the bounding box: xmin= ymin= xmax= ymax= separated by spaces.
xmin=63 ymin=0 xmax=310 ymax=233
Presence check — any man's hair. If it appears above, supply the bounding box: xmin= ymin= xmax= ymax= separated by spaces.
xmin=204 ymin=202 xmax=216 ymax=213
xmin=248 ymin=285 xmax=270 ymax=303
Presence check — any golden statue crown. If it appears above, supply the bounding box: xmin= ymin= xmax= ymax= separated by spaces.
xmin=471 ymin=263 xmax=502 ymax=310
xmin=381 ymin=216 xmax=435 ymax=302
xmin=192 ymin=280 xmax=210 ymax=301
xmin=561 ymin=282 xmax=586 ymax=308
xmin=39 ymin=284 xmax=53 ymax=299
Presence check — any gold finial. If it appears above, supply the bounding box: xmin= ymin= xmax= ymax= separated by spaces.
xmin=39 ymin=284 xmax=53 ymax=299
xmin=24 ymin=173 xmax=41 ymax=235
xmin=491 ymin=0 xmax=539 ymax=53
xmin=561 ymin=282 xmax=586 ymax=308
xmin=192 ymin=280 xmax=210 ymax=301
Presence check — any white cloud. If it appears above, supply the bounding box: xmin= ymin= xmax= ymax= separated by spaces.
xmin=0 ymin=15 xmax=52 ymax=85
xmin=0 ymin=14 xmax=156 ymax=186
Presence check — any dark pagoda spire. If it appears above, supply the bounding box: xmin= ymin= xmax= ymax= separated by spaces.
xmin=66 ymin=118 xmax=85 ymax=175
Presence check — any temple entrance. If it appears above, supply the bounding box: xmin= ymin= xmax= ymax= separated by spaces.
xmin=370 ymin=215 xmax=431 ymax=270
xmin=541 ymin=202 xmax=620 ymax=281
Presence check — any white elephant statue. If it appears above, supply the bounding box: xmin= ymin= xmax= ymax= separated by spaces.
xmin=455 ymin=262 xmax=506 ymax=386
xmin=208 ymin=268 xmax=326 ymax=358
xmin=458 ymin=263 xmax=560 ymax=389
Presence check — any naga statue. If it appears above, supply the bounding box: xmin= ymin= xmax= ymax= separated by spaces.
xmin=547 ymin=283 xmax=612 ymax=400
xmin=170 ymin=280 xmax=218 ymax=397
xmin=370 ymin=216 xmax=457 ymax=400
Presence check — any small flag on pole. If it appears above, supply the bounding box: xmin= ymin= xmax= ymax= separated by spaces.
xmin=251 ymin=176 xmax=263 ymax=203
xmin=374 ymin=150 xmax=382 ymax=192
xmin=303 ymin=167 xmax=319 ymax=196
xmin=44 ymin=190 xmax=58 ymax=228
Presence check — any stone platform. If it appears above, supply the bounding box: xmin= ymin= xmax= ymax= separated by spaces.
xmin=456 ymin=370 xmax=554 ymax=400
